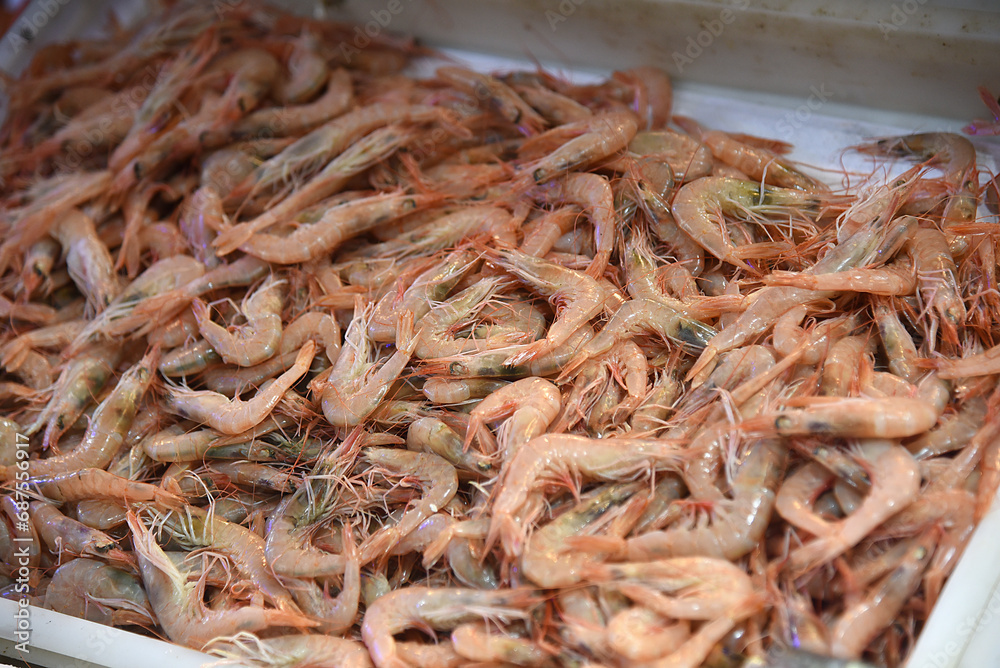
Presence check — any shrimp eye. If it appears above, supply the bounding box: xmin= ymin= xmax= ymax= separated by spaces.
xmin=774 ymin=415 xmax=793 ymax=431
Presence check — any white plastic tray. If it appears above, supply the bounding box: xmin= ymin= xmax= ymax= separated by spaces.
xmin=0 ymin=2 xmax=998 ymax=667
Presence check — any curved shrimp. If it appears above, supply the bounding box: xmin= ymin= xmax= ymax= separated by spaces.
xmin=321 ymin=302 xmax=419 ymax=428
xmin=856 ymin=132 xmax=977 ymax=226
xmin=584 ymin=438 xmax=782 ymax=562
xmin=522 ymin=482 xmax=640 ymax=588
xmin=191 ymin=276 xmax=284 ymax=367
xmin=264 ymin=441 xmax=362 ymax=578
xmin=412 ymin=277 xmax=516 ymax=360
xmin=533 ymin=172 xmax=616 ymax=278
xmin=465 ymin=376 xmax=561 ymax=461
xmin=359 ymin=448 xmax=459 ymax=565
xmin=361 ymin=586 xmax=539 ymax=668
xmin=488 ymin=434 xmax=686 ymax=556
xmin=485 ymin=246 xmax=606 ymax=366
xmin=780 ymin=443 xmax=920 ymax=575
xmin=126 ymin=512 xmax=314 ymax=650
xmin=164 ymin=340 xmax=316 ymax=435
xmin=145 ymin=503 xmax=299 ymax=612
xmin=671 ymin=177 xmax=828 ymax=270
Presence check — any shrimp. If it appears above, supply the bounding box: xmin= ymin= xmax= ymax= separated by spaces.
xmin=231 ymin=67 xmax=354 ymax=141
xmin=466 ymin=377 xmax=561 ymax=460
xmin=369 ymin=250 xmax=475 ymax=343
xmin=523 ymin=112 xmax=637 ymax=184
xmin=763 ymin=260 xmax=916 ymax=296
xmin=521 ymin=482 xmax=640 ymax=588
xmin=69 ymin=255 xmax=206 ymax=352
xmin=783 ymin=444 xmax=920 ymax=574
xmin=748 ymin=396 xmax=938 ymax=439
xmin=857 ymin=132 xmax=977 ymax=226
xmin=533 ymin=172 xmax=616 ymax=278
xmin=29 ymin=501 xmax=126 ymax=562
xmin=108 ymin=30 xmax=220 ymax=173
xmin=144 ymin=503 xmax=298 ymax=612
xmin=829 ymin=529 xmax=936 ymax=659
xmin=437 ymin=66 xmax=548 ymax=135
xmin=0 ymin=170 xmax=113 ymax=273
xmin=164 ymin=340 xmax=316 ymax=435
xmin=489 ymin=434 xmax=686 ymax=556
xmin=321 ymin=300 xmax=419 ymax=427
xmin=30 ymin=469 xmax=182 ymax=507
xmin=130 ymin=255 xmax=270 ymax=337
xmin=904 ymin=225 xmax=966 ymax=342
xmin=361 ymin=586 xmax=539 ymax=668
xmin=235 ymin=193 xmax=437 ymax=264
xmin=559 ymin=298 xmax=716 ymax=382
xmin=359 ymin=448 xmax=459 ymax=565
xmin=485 ymin=246 xmax=606 ymax=365
xmin=44 ymin=558 xmax=154 ymax=628
xmin=50 ymin=208 xmax=122 ymax=315
xmin=222 ymin=103 xmax=454 ymax=207
xmin=421 ymin=322 xmax=596 ymax=379
xmin=213 ymin=126 xmax=414 ymax=254
xmin=580 ymin=438 xmax=786 ymax=561
xmin=12 ymin=348 xmax=157 ymax=479
xmin=586 ymin=556 xmax=756 ymax=620
xmin=606 ymin=608 xmax=690 ymax=662
xmin=192 ymin=276 xmax=284 ymax=367
xmin=511 ymin=81 xmax=592 ymax=125
xmin=519 ymin=206 xmax=580 ymax=258
xmin=406 ymin=417 xmax=495 ymax=475
xmin=0 ymin=320 xmax=86 ymax=372
xmin=126 ymin=512 xmax=314 ymax=650
xmin=286 ymin=528 xmax=361 ymax=634
xmin=451 ymin=622 xmax=552 ymax=666
xmin=687 ymin=208 xmax=915 ymax=379
xmin=272 ymin=31 xmax=328 ymax=105
xmin=697 ymin=129 xmax=828 ymax=192
xmin=412 ymin=277 xmax=513 ymax=360
xmin=671 ymin=177 xmax=827 ymax=270
xmin=158 ymin=339 xmax=222 ymax=377
xmin=20 ymin=237 xmax=61 ymax=297
xmin=208 ymin=633 xmax=373 ymax=668
xmin=624 ymin=129 xmax=713 ymax=183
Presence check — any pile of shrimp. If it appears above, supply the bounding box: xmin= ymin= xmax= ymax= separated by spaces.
xmin=0 ymin=2 xmax=998 ymax=667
